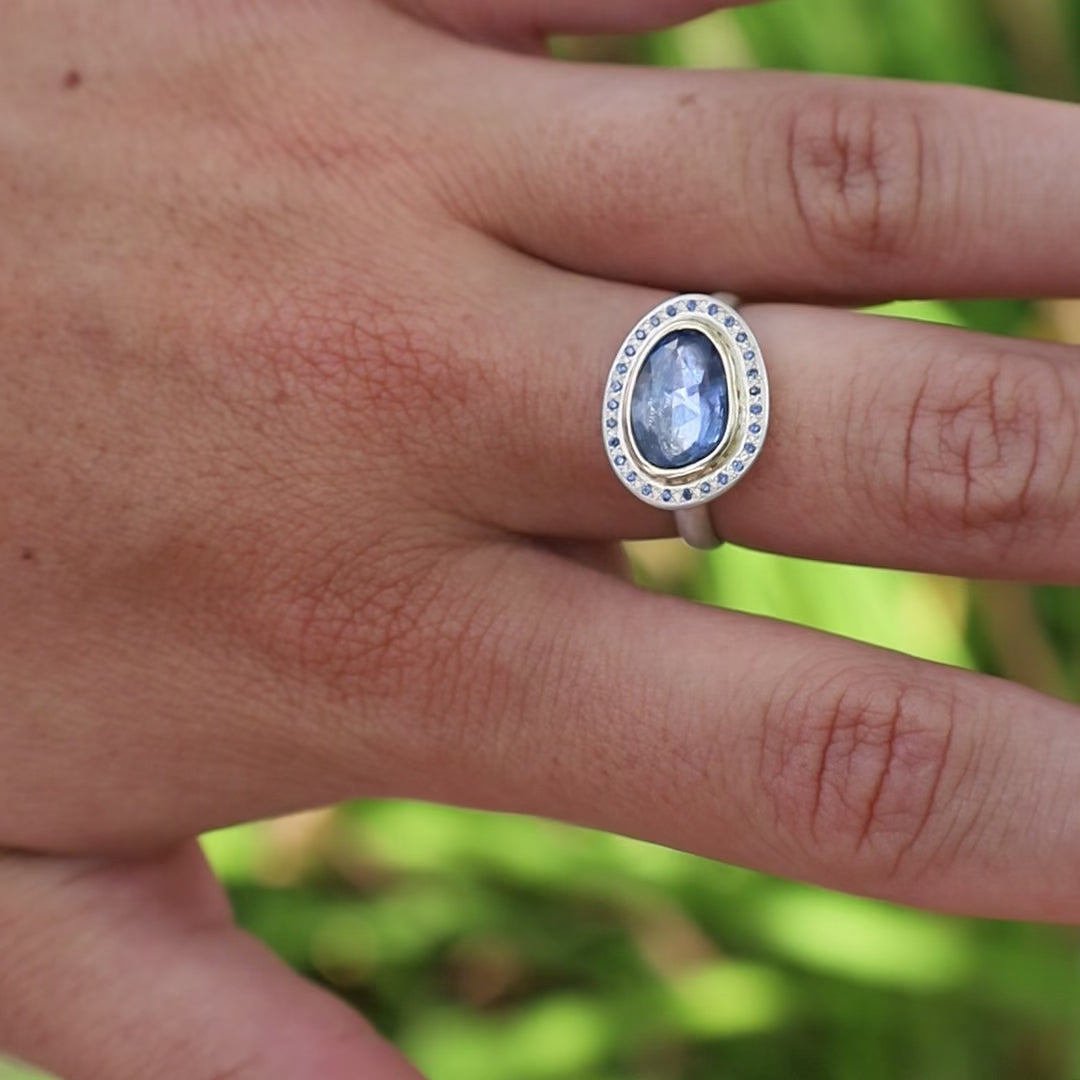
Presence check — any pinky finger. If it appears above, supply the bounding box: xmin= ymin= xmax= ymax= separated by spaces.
xmin=0 ymin=842 xmax=424 ymax=1080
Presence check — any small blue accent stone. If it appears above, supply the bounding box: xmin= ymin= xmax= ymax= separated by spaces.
xmin=641 ymin=485 xmax=652 ymax=496
xmin=682 ymin=489 xmax=693 ymax=501
xmin=617 ymin=363 xmax=628 ymax=375
xmin=611 ymin=380 xmax=623 ymax=392
xmin=608 ymin=400 xmax=618 ymax=410
xmin=736 ymin=332 xmax=748 ymax=344
xmin=747 ymin=369 xmax=759 ymax=379
xmin=750 ymin=404 xmax=763 ymax=415
xmin=662 ymin=491 xmax=673 ymax=503
xmin=744 ymin=351 xmax=755 ymax=361
xmin=626 ymin=472 xmax=637 ymax=484
xmin=701 ymin=482 xmax=712 ymax=495
xmin=651 ymin=315 xmax=661 ymax=326
xmin=626 ymin=346 xmax=636 ymax=357
xmin=708 ymin=304 xmax=720 ymax=316
xmin=719 ymin=474 xmax=729 ymax=486
xmin=607 ymin=417 xmax=617 ymax=428
xmin=609 ymin=438 xmax=620 ymax=448
xmin=745 ymin=442 xmax=756 ymax=454
xmin=630 ymin=329 xmax=730 ymax=470
xmin=667 ymin=305 xmax=678 ymax=316
xmin=636 ymin=330 xmax=647 ymax=341
xmin=750 ymin=423 xmax=761 ymax=434
xmin=750 ymin=387 xmax=761 ymax=396
xmin=615 ymin=455 xmax=627 ymax=466
xmin=724 ymin=316 xmax=736 ymax=327
xmin=733 ymin=461 xmax=744 ymax=473
xmin=687 ymin=300 xmax=698 ymax=311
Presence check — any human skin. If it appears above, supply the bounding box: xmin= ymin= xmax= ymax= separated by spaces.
xmin=5 ymin=0 xmax=1080 ymax=1074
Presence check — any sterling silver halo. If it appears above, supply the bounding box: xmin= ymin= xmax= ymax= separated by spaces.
xmin=602 ymin=293 xmax=769 ymax=550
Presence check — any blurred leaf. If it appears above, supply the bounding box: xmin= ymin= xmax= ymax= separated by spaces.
xmin=750 ymin=889 xmax=973 ymax=990
xmin=667 ymin=961 xmax=791 ymax=1037
xmin=0 ymin=1061 xmax=54 ymax=1080
xmin=405 ymin=995 xmax=615 ymax=1080
xmin=705 ymin=545 xmax=973 ymax=668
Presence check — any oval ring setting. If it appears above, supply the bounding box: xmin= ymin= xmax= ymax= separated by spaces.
xmin=602 ymin=294 xmax=769 ymax=548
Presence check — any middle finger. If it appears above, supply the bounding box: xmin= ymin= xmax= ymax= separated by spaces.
xmin=456 ymin=60 xmax=1080 ymax=302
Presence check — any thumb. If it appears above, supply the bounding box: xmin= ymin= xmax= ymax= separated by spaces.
xmin=0 ymin=841 xmax=423 ymax=1080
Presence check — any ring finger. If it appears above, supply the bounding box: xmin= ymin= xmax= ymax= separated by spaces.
xmin=449 ymin=258 xmax=1080 ymax=582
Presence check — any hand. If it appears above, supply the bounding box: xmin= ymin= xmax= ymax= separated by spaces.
xmin=5 ymin=1 xmax=1080 ymax=1076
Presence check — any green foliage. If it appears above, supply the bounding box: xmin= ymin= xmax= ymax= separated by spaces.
xmin=6 ymin=3 xmax=1080 ymax=1079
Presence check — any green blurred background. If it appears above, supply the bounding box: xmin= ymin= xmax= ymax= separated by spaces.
xmin=7 ymin=0 xmax=1080 ymax=1077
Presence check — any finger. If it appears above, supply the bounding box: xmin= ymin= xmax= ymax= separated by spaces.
xmin=389 ymin=0 xmax=748 ymax=45
xmin=9 ymin=251 xmax=1078 ymax=857
xmin=407 ymin=543 xmax=1080 ymax=923
xmin=451 ymin=262 xmax=1080 ymax=582
xmin=460 ymin=62 xmax=1080 ymax=300
xmin=0 ymin=842 xmax=424 ymax=1080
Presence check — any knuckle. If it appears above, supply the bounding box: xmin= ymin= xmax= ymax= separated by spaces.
xmin=233 ymin=272 xmax=465 ymax=469
xmin=898 ymin=349 xmax=1077 ymax=548
xmin=757 ymin=664 xmax=958 ymax=878
xmin=246 ymin=529 xmax=456 ymax=699
xmin=781 ymin=89 xmax=930 ymax=265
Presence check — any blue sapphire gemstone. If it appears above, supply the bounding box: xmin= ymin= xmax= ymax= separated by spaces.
xmin=615 ymin=455 xmax=627 ymax=466
xmin=750 ymin=423 xmax=761 ymax=434
xmin=617 ymin=363 xmax=628 ymax=375
xmin=641 ymin=485 xmax=652 ymax=496
xmin=718 ymin=474 xmax=729 ymax=485
xmin=667 ymin=305 xmax=678 ymax=316
xmin=611 ymin=380 xmax=623 ymax=392
xmin=733 ymin=461 xmax=744 ymax=473
xmin=630 ymin=329 xmax=729 ymax=470
xmin=608 ymin=400 xmax=618 ymax=410
xmin=682 ymin=489 xmax=693 ymax=501
xmin=626 ymin=346 xmax=636 ymax=357
xmin=687 ymin=300 xmax=697 ymax=311
xmin=750 ymin=404 xmax=763 ymax=415
xmin=743 ymin=351 xmax=755 ymax=361
xmin=701 ymin=482 xmax=712 ymax=495
xmin=724 ymin=316 xmax=736 ymax=327
xmin=651 ymin=315 xmax=661 ymax=327
xmin=708 ymin=304 xmax=720 ymax=316
xmin=609 ymin=438 xmax=620 ymax=448
xmin=662 ymin=491 xmax=673 ymax=503
xmin=747 ymin=369 xmax=759 ymax=379
xmin=607 ymin=417 xmax=617 ymax=428
xmin=736 ymin=332 xmax=748 ymax=344
xmin=745 ymin=442 xmax=756 ymax=454
xmin=626 ymin=472 xmax=637 ymax=484
xmin=750 ymin=387 xmax=761 ymax=396
xmin=636 ymin=330 xmax=647 ymax=341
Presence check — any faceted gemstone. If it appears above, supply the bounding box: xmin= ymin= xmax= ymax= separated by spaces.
xmin=630 ymin=330 xmax=729 ymax=469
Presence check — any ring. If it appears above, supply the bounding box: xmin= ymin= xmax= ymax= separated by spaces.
xmin=602 ymin=293 xmax=769 ymax=550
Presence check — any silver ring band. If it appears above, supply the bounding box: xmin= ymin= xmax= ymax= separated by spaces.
xmin=674 ymin=504 xmax=722 ymax=550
